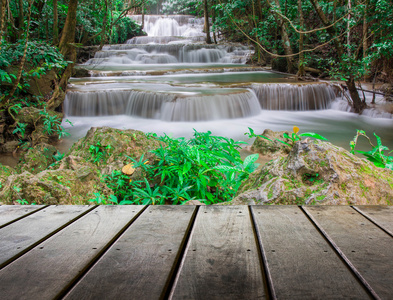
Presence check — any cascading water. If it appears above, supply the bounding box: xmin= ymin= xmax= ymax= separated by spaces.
xmin=63 ymin=14 xmax=393 ymax=152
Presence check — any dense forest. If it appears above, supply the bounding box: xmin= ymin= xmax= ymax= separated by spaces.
xmin=0 ymin=0 xmax=392 ymax=205
xmin=0 ymin=0 xmax=392 ymax=148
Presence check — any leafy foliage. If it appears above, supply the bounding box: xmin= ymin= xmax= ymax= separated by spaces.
xmin=0 ymin=41 xmax=69 ymax=98
xmin=350 ymin=130 xmax=393 ymax=170
xmin=246 ymin=126 xmax=328 ymax=147
xmin=90 ymin=130 xmax=260 ymax=205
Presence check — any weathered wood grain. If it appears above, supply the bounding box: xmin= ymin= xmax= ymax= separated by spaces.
xmin=305 ymin=205 xmax=393 ymax=299
xmin=0 ymin=205 xmax=45 ymax=228
xmin=252 ymin=205 xmax=370 ymax=299
xmin=354 ymin=205 xmax=393 ymax=236
xmin=64 ymin=205 xmax=196 ymax=300
xmin=0 ymin=205 xmax=144 ymax=300
xmin=171 ymin=206 xmax=266 ymax=300
xmin=0 ymin=205 xmax=92 ymax=269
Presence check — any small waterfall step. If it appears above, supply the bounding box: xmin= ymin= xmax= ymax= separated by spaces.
xmin=126 ymin=36 xmax=205 ymax=44
xmin=65 ymin=88 xmax=261 ymax=121
xmin=129 ymin=15 xmax=205 ymax=37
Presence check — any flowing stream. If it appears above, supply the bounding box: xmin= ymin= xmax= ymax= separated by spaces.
xmin=61 ymin=15 xmax=393 ymax=155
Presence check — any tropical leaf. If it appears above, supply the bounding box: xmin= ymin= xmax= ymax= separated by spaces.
xmin=299 ymin=132 xmax=328 ymax=141
xmin=243 ymin=154 xmax=259 ymax=168
xmin=275 ymin=138 xmax=291 ymax=146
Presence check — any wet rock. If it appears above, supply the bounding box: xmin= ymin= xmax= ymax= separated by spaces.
xmin=0 ymin=127 xmax=165 ymax=204
xmin=65 ymin=127 xmax=164 ymax=176
xmin=0 ymin=169 xmax=111 ymax=205
xmin=379 ymin=84 xmax=393 ymax=101
xmin=379 ymin=83 xmax=393 ymax=94
xmin=76 ymin=46 xmax=101 ymax=64
xmin=230 ymin=139 xmax=393 ymax=205
xmin=72 ymin=67 xmax=90 ymax=78
xmin=0 ymin=141 xmax=20 ymax=153
xmin=27 ymin=68 xmax=57 ymax=97
xmin=0 ymin=163 xmax=14 ymax=196
xmin=16 ymin=107 xmax=63 ymax=126
xmin=251 ymin=129 xmax=291 ymax=158
xmin=14 ymin=107 xmax=63 ymax=145
xmin=16 ymin=143 xmax=57 ymax=174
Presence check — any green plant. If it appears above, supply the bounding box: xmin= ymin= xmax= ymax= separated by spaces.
xmin=246 ymin=126 xmax=328 ymax=147
xmin=350 ymin=130 xmax=393 ymax=170
xmin=12 ymin=122 xmax=28 ymax=138
xmin=39 ymin=108 xmax=70 ymax=139
xmin=53 ymin=151 xmax=65 ymax=161
xmin=16 ymin=199 xmax=29 ymax=205
xmin=89 ymin=142 xmax=113 ymax=165
xmin=102 ymin=130 xmax=260 ymax=205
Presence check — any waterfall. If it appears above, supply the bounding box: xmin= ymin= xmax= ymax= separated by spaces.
xmin=126 ymin=36 xmax=205 ymax=44
xmin=129 ymin=15 xmax=205 ymax=37
xmin=84 ymin=44 xmax=251 ymax=65
xmin=64 ymin=89 xmax=261 ymax=121
xmin=251 ymin=83 xmax=336 ymax=110
xmin=69 ymin=14 xmax=342 ymax=123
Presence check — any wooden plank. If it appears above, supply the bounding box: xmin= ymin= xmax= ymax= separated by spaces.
xmin=171 ymin=206 xmax=266 ymax=300
xmin=305 ymin=206 xmax=393 ymax=299
xmin=64 ymin=205 xmax=196 ymax=300
xmin=0 ymin=205 xmax=145 ymax=300
xmin=252 ymin=206 xmax=370 ymax=299
xmin=353 ymin=205 xmax=393 ymax=236
xmin=0 ymin=205 xmax=92 ymax=269
xmin=0 ymin=205 xmax=46 ymax=228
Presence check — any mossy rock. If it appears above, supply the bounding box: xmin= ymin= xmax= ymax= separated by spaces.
xmin=0 ymin=141 xmax=20 ymax=153
xmin=65 ymin=127 xmax=164 ymax=176
xmin=14 ymin=107 xmax=63 ymax=145
xmin=251 ymin=129 xmax=291 ymax=157
xmin=229 ymin=139 xmax=393 ymax=205
xmin=0 ymin=163 xmax=14 ymax=197
xmin=16 ymin=143 xmax=57 ymax=174
xmin=0 ymin=169 xmax=111 ymax=205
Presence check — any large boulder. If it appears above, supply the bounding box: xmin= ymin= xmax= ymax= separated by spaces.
xmin=15 ymin=107 xmax=63 ymax=145
xmin=0 ymin=168 xmax=111 ymax=205
xmin=229 ymin=139 xmax=393 ymax=205
xmin=63 ymin=127 xmax=164 ymax=176
xmin=251 ymin=129 xmax=291 ymax=158
xmin=16 ymin=143 xmax=57 ymax=174
xmin=0 ymin=127 xmax=164 ymax=204
xmin=0 ymin=163 xmax=14 ymax=197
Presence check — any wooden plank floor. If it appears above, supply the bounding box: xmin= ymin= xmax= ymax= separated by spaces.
xmin=0 ymin=205 xmax=392 ymax=300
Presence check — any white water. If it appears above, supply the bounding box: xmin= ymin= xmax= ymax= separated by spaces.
xmin=63 ymin=14 xmax=393 ymax=152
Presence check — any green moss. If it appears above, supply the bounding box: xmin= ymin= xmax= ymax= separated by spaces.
xmin=316 ymin=195 xmax=326 ymax=201
xmin=360 ymin=165 xmax=373 ymax=175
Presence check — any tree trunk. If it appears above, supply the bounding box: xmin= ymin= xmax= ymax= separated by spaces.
xmin=3 ymin=0 xmax=33 ymax=104
xmin=141 ymin=2 xmax=144 ymax=29
xmin=212 ymin=0 xmax=217 ymax=44
xmin=297 ymin=0 xmax=305 ymax=77
xmin=53 ymin=0 xmax=58 ymax=44
xmin=100 ymin=0 xmax=108 ymax=48
xmin=272 ymin=0 xmax=294 ymax=73
xmin=58 ymin=0 xmax=78 ymax=90
xmin=18 ymin=0 xmax=24 ymax=37
xmin=204 ymin=0 xmax=212 ymax=44
xmin=346 ymin=77 xmax=366 ymax=112
xmin=363 ymin=1 xmax=368 ymax=80
xmin=0 ymin=0 xmax=7 ymax=48
xmin=347 ymin=0 xmax=351 ymax=56
xmin=309 ymin=0 xmax=365 ymax=112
